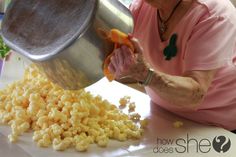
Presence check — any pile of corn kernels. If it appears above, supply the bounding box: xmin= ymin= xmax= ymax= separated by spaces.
xmin=0 ymin=64 xmax=148 ymax=151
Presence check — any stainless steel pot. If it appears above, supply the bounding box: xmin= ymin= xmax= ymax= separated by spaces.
xmin=1 ymin=0 xmax=133 ymax=90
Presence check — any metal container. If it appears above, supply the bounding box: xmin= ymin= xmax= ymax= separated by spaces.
xmin=1 ymin=0 xmax=133 ymax=90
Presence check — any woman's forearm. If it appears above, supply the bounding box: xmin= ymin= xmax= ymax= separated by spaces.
xmin=147 ymin=71 xmax=209 ymax=108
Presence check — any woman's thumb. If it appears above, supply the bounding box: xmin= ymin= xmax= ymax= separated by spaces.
xmin=130 ymin=37 xmax=143 ymax=54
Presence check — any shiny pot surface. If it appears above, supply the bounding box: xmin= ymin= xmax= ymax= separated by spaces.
xmin=1 ymin=0 xmax=133 ymax=90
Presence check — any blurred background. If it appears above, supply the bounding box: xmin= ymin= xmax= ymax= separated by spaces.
xmin=119 ymin=0 xmax=133 ymax=7
xmin=232 ymin=0 xmax=236 ymax=5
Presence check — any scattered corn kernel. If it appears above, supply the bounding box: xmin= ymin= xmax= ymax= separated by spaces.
xmin=119 ymin=96 xmax=131 ymax=108
xmin=8 ymin=134 xmax=18 ymax=143
xmin=129 ymin=113 xmax=141 ymax=122
xmin=140 ymin=118 xmax=149 ymax=128
xmin=173 ymin=121 xmax=184 ymax=128
xmin=128 ymin=102 xmax=136 ymax=112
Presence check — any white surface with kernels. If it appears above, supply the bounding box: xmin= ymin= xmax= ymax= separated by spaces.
xmin=0 ymin=64 xmax=146 ymax=152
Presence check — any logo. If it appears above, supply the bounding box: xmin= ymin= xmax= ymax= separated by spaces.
xmin=212 ymin=136 xmax=231 ymax=153
xmin=153 ymin=134 xmax=231 ymax=154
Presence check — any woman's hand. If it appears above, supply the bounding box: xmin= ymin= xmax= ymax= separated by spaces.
xmin=108 ymin=38 xmax=149 ymax=82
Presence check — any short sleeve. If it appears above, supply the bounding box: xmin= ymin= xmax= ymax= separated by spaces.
xmin=184 ymin=16 xmax=236 ymax=71
xmin=129 ymin=0 xmax=143 ymax=25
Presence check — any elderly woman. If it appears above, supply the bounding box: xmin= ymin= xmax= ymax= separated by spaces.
xmin=108 ymin=0 xmax=236 ymax=131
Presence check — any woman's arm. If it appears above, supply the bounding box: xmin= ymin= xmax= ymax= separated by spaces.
xmin=147 ymin=69 xmax=217 ymax=108
xmin=108 ymin=38 xmax=217 ymax=108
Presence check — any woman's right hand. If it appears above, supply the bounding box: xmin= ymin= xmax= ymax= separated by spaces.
xmin=108 ymin=37 xmax=149 ymax=82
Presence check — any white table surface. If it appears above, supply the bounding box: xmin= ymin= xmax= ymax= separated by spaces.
xmin=0 ymin=52 xmax=236 ymax=157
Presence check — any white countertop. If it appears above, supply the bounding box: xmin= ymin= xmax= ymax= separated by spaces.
xmin=0 ymin=52 xmax=236 ymax=157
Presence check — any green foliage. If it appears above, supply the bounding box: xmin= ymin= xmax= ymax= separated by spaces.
xmin=0 ymin=35 xmax=10 ymax=59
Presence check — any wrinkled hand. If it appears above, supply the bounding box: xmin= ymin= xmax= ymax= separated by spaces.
xmin=108 ymin=37 xmax=148 ymax=81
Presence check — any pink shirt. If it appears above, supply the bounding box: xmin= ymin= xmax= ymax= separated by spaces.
xmin=130 ymin=0 xmax=236 ymax=130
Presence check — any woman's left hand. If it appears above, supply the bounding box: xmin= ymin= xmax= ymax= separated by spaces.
xmin=108 ymin=38 xmax=149 ymax=81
